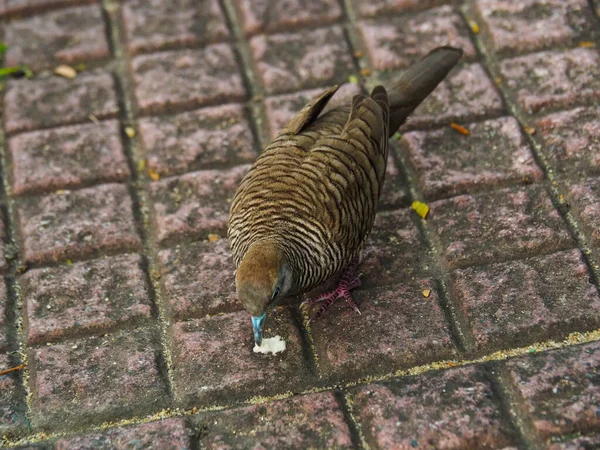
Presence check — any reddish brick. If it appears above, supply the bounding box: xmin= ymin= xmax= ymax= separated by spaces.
xmin=9 ymin=120 xmax=130 ymax=196
xmin=21 ymin=254 xmax=152 ymax=344
xmin=352 ymin=366 xmax=515 ymax=449
xmin=235 ymin=0 xmax=342 ymax=36
xmin=500 ymin=48 xmax=600 ymax=115
xmin=150 ymin=165 xmax=249 ymax=244
xmin=263 ymin=83 xmax=361 ymax=140
xmin=158 ymin=238 xmax=238 ymax=320
xmin=566 ymin=178 xmax=600 ymax=247
xmin=505 ymin=340 xmax=600 ymax=437
xmin=352 ymin=0 xmax=462 ymax=17
xmin=536 ymin=106 xmax=600 ymax=176
xmin=402 ymin=116 xmax=542 ymax=200
xmin=132 ymin=44 xmax=246 ymax=115
xmin=474 ymin=0 xmax=593 ymax=56
xmin=0 ymin=353 xmax=27 ymax=435
xmin=547 ymin=434 xmax=600 ymax=450
xmin=428 ymin=185 xmax=574 ymax=269
xmin=17 ymin=183 xmax=141 ymax=264
xmin=0 ymin=281 xmax=7 ymax=352
xmin=361 ymin=208 xmax=429 ymax=288
xmin=29 ymin=329 xmax=169 ymax=430
xmin=123 ymin=0 xmax=229 ymax=55
xmin=171 ymin=308 xmax=311 ymax=407
xmin=3 ymin=5 xmax=109 ymax=71
xmin=0 ymin=0 xmax=92 ymax=18
xmin=56 ymin=418 xmax=191 ymax=449
xmin=379 ymin=152 xmax=410 ymax=209
xmin=250 ymin=26 xmax=355 ymax=95
xmin=451 ymin=249 xmax=600 ymax=354
xmin=406 ymin=63 xmax=505 ymax=129
xmin=139 ymin=104 xmax=257 ymax=177
xmin=310 ymin=280 xmax=457 ymax=381
xmin=195 ymin=392 xmax=353 ymax=449
xmin=359 ymin=6 xmax=476 ymax=71
xmin=4 ymin=71 xmax=119 ymax=134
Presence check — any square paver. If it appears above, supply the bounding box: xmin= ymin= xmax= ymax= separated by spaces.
xmin=170 ymin=308 xmax=312 ymax=407
xmin=123 ymin=0 xmax=230 ymax=54
xmin=428 ymin=185 xmax=574 ymax=269
xmin=474 ymin=0 xmax=594 ymax=56
xmin=0 ymin=0 xmax=92 ymax=17
xmin=56 ymin=418 xmax=191 ymax=449
xmin=500 ymin=48 xmax=600 ymax=114
xmin=3 ymin=5 xmax=110 ymax=70
xmin=235 ymin=0 xmax=343 ymax=36
xmin=0 ymin=353 xmax=27 ymax=436
xmin=536 ymin=106 xmax=600 ymax=176
xmin=352 ymin=0 xmax=463 ymax=17
xmin=131 ymin=44 xmax=246 ymax=114
xmin=149 ymin=165 xmax=249 ymax=245
xmin=450 ymin=249 xmax=600 ymax=354
xmin=359 ymin=6 xmax=477 ymax=71
xmin=4 ymin=71 xmax=119 ymax=135
xmin=566 ymin=177 xmax=600 ymax=247
xmin=351 ymin=365 xmax=515 ymax=449
xmin=29 ymin=329 xmax=169 ymax=430
xmin=158 ymin=238 xmax=238 ymax=320
xmin=194 ymin=392 xmax=353 ymax=449
xmin=0 ymin=280 xmax=7 ymax=352
xmin=17 ymin=183 xmax=141 ymax=264
xmin=402 ymin=116 xmax=542 ymax=200
xmin=309 ymin=280 xmax=457 ymax=382
xmin=250 ymin=25 xmax=355 ymax=95
xmin=21 ymin=254 xmax=152 ymax=344
xmin=379 ymin=152 xmax=410 ymax=210
xmin=547 ymin=434 xmax=600 ymax=450
xmin=505 ymin=340 xmax=600 ymax=437
xmin=9 ymin=120 xmax=130 ymax=195
xmin=138 ymin=104 xmax=257 ymax=177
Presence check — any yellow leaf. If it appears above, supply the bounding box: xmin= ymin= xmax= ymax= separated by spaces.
xmin=360 ymin=68 xmax=372 ymax=77
xmin=54 ymin=64 xmax=77 ymax=79
xmin=137 ymin=159 xmax=146 ymax=172
xmin=354 ymin=50 xmax=364 ymax=59
xmin=124 ymin=126 xmax=136 ymax=138
xmin=147 ymin=167 xmax=160 ymax=181
xmin=579 ymin=41 xmax=595 ymax=48
xmin=348 ymin=75 xmax=359 ymax=85
xmin=422 ymin=289 xmax=431 ymax=298
xmin=523 ymin=126 xmax=536 ymax=135
xmin=411 ymin=201 xmax=430 ymax=219
xmin=468 ymin=20 xmax=480 ymax=34
xmin=207 ymin=233 xmax=221 ymax=242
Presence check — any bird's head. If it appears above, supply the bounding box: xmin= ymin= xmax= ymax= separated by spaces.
xmin=235 ymin=241 xmax=292 ymax=346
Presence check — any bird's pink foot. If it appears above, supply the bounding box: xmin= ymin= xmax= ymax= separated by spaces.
xmin=301 ymin=261 xmax=362 ymax=322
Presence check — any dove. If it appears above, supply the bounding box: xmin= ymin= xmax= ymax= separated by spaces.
xmin=228 ymin=46 xmax=463 ymax=346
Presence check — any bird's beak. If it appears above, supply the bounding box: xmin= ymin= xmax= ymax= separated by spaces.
xmin=251 ymin=312 xmax=267 ymax=346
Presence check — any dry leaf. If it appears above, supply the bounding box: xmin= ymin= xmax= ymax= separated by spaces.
xmin=422 ymin=289 xmax=431 ymax=298
xmin=579 ymin=41 xmax=595 ymax=48
xmin=446 ymin=361 xmax=461 ymax=367
xmin=54 ymin=64 xmax=77 ymax=79
xmin=147 ymin=167 xmax=160 ymax=181
xmin=523 ymin=126 xmax=536 ymax=135
xmin=124 ymin=126 xmax=136 ymax=138
xmin=450 ymin=123 xmax=470 ymax=135
xmin=354 ymin=50 xmax=364 ymax=58
xmin=208 ymin=234 xmax=221 ymax=242
xmin=494 ymin=76 xmax=503 ymax=86
xmin=411 ymin=201 xmax=430 ymax=219
xmin=360 ymin=68 xmax=372 ymax=77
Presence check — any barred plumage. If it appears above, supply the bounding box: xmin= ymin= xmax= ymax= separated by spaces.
xmin=227 ymin=46 xmax=463 ymax=345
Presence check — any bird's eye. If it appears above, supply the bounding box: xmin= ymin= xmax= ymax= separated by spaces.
xmin=271 ymin=286 xmax=280 ymax=300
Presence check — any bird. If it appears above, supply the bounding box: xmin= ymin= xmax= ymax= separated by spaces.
xmin=228 ymin=46 xmax=463 ymax=346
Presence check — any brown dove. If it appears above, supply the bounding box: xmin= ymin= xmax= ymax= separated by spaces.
xmin=228 ymin=46 xmax=463 ymax=345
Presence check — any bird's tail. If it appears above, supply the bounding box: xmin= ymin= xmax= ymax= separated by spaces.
xmin=387 ymin=46 xmax=463 ymax=136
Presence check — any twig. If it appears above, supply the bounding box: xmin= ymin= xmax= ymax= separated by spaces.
xmin=0 ymin=364 xmax=25 ymax=376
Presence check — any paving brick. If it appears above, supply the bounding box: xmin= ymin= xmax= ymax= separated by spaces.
xmin=0 ymin=215 xmax=6 ymax=272
xmin=0 ymin=0 xmax=92 ymax=18
xmin=131 ymin=44 xmax=246 ymax=115
xmin=149 ymin=165 xmax=249 ymax=245
xmin=158 ymin=238 xmax=238 ymax=320
xmin=9 ymin=120 xmax=130 ymax=196
xmin=310 ymin=280 xmax=456 ymax=381
xmin=359 ymin=6 xmax=477 ymax=71
xmin=29 ymin=329 xmax=169 ymax=430
xmin=17 ymin=183 xmax=141 ymax=264
xmin=536 ymin=106 xmax=600 ymax=176
xmin=451 ymin=249 xmax=600 ymax=354
xmin=566 ymin=177 xmax=600 ymax=247
xmin=250 ymin=26 xmax=355 ymax=95
xmin=500 ymin=48 xmax=600 ymax=115
xmin=3 ymin=5 xmax=109 ymax=71
xmin=235 ymin=0 xmax=343 ymax=36
xmin=56 ymin=418 xmax=191 ymax=449
xmin=195 ymin=391 xmax=353 ymax=449
xmin=505 ymin=340 xmax=600 ymax=437
xmin=4 ymin=71 xmax=119 ymax=135
xmin=547 ymin=434 xmax=600 ymax=450
xmin=352 ymin=0 xmax=462 ymax=17
xmin=405 ymin=63 xmax=505 ymax=129
xmin=0 ymin=353 xmax=27 ymax=436
xmin=474 ymin=0 xmax=593 ymax=56
xmin=139 ymin=104 xmax=257 ymax=177
xmin=263 ymin=83 xmax=361 ymax=140
xmin=171 ymin=308 xmax=311 ymax=407
xmin=0 ymin=280 xmax=7 ymax=352
xmin=402 ymin=116 xmax=542 ymax=200
xmin=21 ymin=254 xmax=152 ymax=345
xmin=351 ymin=365 xmax=515 ymax=449
xmin=379 ymin=152 xmax=410 ymax=209
xmin=123 ymin=0 xmax=229 ymax=55
xmin=429 ymin=185 xmax=574 ymax=269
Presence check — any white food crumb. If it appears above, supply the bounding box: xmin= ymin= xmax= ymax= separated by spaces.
xmin=253 ymin=335 xmax=286 ymax=355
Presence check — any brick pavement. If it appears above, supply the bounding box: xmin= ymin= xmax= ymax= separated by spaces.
xmin=0 ymin=0 xmax=599 ymax=448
